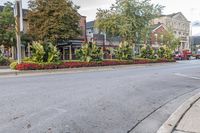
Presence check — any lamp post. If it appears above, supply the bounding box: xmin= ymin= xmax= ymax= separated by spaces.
xmin=14 ymin=0 xmax=23 ymax=64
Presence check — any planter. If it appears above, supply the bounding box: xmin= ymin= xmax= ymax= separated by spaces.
xmin=15 ymin=59 xmax=175 ymax=70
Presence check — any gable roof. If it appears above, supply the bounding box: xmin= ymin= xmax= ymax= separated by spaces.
xmin=150 ymin=23 xmax=166 ymax=32
xmin=160 ymin=12 xmax=189 ymax=22
xmin=160 ymin=12 xmax=180 ymax=18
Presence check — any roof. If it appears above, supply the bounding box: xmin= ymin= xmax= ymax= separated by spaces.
xmin=160 ymin=12 xmax=180 ymax=18
xmin=159 ymin=12 xmax=189 ymax=22
xmin=86 ymin=21 xmax=95 ymax=29
xmin=150 ymin=23 xmax=163 ymax=32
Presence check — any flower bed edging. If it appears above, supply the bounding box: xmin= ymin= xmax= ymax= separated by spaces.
xmin=15 ymin=59 xmax=175 ymax=70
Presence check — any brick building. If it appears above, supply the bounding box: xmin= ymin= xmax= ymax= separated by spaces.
xmin=150 ymin=23 xmax=166 ymax=48
xmin=152 ymin=12 xmax=191 ymax=51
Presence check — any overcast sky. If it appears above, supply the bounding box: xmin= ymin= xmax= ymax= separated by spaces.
xmin=1 ymin=0 xmax=200 ymax=35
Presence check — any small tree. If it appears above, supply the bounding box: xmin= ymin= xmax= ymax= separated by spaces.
xmin=114 ymin=41 xmax=133 ymax=60
xmin=75 ymin=42 xmax=103 ymax=62
xmin=163 ymin=30 xmax=181 ymax=51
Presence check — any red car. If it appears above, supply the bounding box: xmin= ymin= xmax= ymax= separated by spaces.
xmin=174 ymin=50 xmax=192 ymax=60
xmin=174 ymin=51 xmax=184 ymax=60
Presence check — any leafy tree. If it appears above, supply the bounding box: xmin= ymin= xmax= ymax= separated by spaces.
xmin=163 ymin=30 xmax=181 ymax=51
xmin=27 ymin=0 xmax=81 ymax=42
xmin=114 ymin=41 xmax=133 ymax=60
xmin=95 ymin=0 xmax=163 ymax=44
xmin=0 ymin=2 xmax=15 ymax=47
xmin=75 ymin=42 xmax=103 ymax=62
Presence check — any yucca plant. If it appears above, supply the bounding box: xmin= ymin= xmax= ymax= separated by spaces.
xmin=114 ymin=41 xmax=133 ymax=60
xmin=75 ymin=42 xmax=103 ymax=62
xmin=31 ymin=41 xmax=45 ymax=63
xmin=158 ymin=45 xmax=173 ymax=59
xmin=140 ymin=45 xmax=155 ymax=59
xmin=30 ymin=41 xmax=60 ymax=63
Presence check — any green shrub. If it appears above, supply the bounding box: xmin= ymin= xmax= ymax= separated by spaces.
xmin=0 ymin=52 xmax=10 ymax=66
xmin=158 ymin=45 xmax=173 ymax=59
xmin=114 ymin=41 xmax=133 ymax=60
xmin=75 ymin=42 xmax=103 ymax=62
xmin=30 ymin=41 xmax=60 ymax=63
xmin=141 ymin=45 xmax=155 ymax=59
xmin=47 ymin=43 xmax=60 ymax=63
xmin=10 ymin=62 xmax=18 ymax=69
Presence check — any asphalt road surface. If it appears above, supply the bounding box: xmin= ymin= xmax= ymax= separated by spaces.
xmin=0 ymin=60 xmax=200 ymax=133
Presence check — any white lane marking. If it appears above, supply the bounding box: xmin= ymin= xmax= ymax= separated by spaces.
xmin=174 ymin=73 xmax=200 ymax=80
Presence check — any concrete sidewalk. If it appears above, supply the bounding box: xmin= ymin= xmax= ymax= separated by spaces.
xmin=173 ymin=98 xmax=200 ymax=133
xmin=157 ymin=93 xmax=200 ymax=133
xmin=0 ymin=68 xmax=18 ymax=75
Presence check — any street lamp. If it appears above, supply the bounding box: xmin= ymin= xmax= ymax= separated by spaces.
xmin=14 ymin=0 xmax=23 ymax=64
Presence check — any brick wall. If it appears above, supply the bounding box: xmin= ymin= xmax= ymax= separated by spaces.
xmin=150 ymin=26 xmax=166 ymax=46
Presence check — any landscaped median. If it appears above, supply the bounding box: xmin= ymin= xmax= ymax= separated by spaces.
xmin=12 ymin=58 xmax=175 ymax=71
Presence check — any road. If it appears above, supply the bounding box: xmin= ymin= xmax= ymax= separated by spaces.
xmin=0 ymin=60 xmax=200 ymax=133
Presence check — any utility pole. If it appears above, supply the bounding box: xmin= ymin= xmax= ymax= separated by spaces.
xmin=14 ymin=0 xmax=23 ymax=64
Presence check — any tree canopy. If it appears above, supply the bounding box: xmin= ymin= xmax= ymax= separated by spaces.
xmin=0 ymin=2 xmax=15 ymax=47
xmin=95 ymin=0 xmax=164 ymax=44
xmin=27 ymin=0 xmax=81 ymax=42
xmin=163 ymin=29 xmax=181 ymax=51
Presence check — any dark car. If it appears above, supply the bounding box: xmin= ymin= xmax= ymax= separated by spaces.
xmin=195 ymin=51 xmax=200 ymax=59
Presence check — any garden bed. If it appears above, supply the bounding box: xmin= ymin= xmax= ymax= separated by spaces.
xmin=14 ymin=58 xmax=175 ymax=70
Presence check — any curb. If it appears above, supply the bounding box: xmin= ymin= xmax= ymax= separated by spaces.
xmin=157 ymin=93 xmax=200 ymax=133
xmin=0 ymin=71 xmax=18 ymax=76
xmin=0 ymin=66 xmax=9 ymax=69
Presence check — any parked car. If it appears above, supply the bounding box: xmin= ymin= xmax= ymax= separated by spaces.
xmin=174 ymin=51 xmax=184 ymax=60
xmin=195 ymin=51 xmax=200 ymax=59
xmin=174 ymin=50 xmax=192 ymax=60
xmin=182 ymin=50 xmax=192 ymax=60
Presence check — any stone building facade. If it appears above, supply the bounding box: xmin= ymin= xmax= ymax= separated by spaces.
xmin=152 ymin=12 xmax=190 ymax=51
